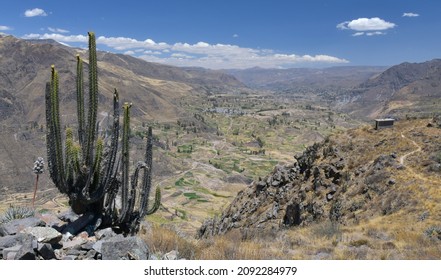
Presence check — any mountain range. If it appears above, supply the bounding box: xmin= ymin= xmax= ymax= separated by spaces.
xmin=227 ymin=66 xmax=387 ymax=90
xmin=0 ymin=34 xmax=244 ymax=126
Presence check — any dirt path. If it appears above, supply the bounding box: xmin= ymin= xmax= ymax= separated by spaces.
xmin=399 ymin=132 xmax=439 ymax=185
xmin=399 ymin=133 xmax=422 ymax=165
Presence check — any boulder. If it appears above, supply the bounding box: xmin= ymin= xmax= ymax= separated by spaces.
xmin=21 ymin=227 xmax=62 ymax=244
xmin=0 ymin=217 xmax=45 ymax=236
xmin=100 ymin=235 xmax=149 ymax=260
xmin=0 ymin=233 xmax=28 ymax=256
xmin=14 ymin=235 xmax=36 ymax=260
xmin=37 ymin=243 xmax=56 ymax=260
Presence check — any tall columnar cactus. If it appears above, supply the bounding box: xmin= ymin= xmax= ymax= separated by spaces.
xmin=45 ymin=32 xmax=160 ymax=235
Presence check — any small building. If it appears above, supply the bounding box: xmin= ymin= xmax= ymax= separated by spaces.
xmin=374 ymin=118 xmax=395 ymax=130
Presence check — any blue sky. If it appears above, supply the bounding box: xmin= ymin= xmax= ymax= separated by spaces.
xmin=1 ymin=0 xmax=440 ymax=69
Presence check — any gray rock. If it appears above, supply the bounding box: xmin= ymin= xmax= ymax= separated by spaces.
xmin=81 ymin=241 xmax=95 ymax=251
xmin=54 ymin=249 xmax=65 ymax=260
xmin=3 ymin=245 xmax=21 ymax=260
xmin=92 ymin=240 xmax=104 ymax=254
xmin=65 ymin=248 xmax=83 ymax=257
xmin=95 ymin=227 xmax=116 ymax=240
xmin=37 ymin=243 xmax=56 ymax=260
xmin=326 ymin=193 xmax=334 ymax=201
xmin=101 ymin=235 xmax=149 ymax=260
xmin=62 ymin=237 xmax=88 ymax=250
xmin=84 ymin=249 xmax=98 ymax=260
xmin=21 ymin=226 xmax=62 ymax=244
xmin=14 ymin=235 xmax=36 ymax=260
xmin=37 ymin=213 xmax=65 ymax=229
xmin=163 ymin=250 xmax=178 ymax=260
xmin=0 ymin=233 xmax=28 ymax=256
xmin=0 ymin=217 xmax=45 ymax=236
xmin=271 ymin=180 xmax=280 ymax=187
xmin=57 ymin=210 xmax=80 ymax=223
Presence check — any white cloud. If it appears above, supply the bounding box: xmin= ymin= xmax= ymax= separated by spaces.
xmin=233 ymin=34 xmax=239 ymax=38
xmin=366 ymin=31 xmax=385 ymax=36
xmin=0 ymin=25 xmax=12 ymax=31
xmin=22 ymin=32 xmax=349 ymax=69
xmin=23 ymin=33 xmax=87 ymax=42
xmin=403 ymin=12 xmax=419 ymax=17
xmin=338 ymin=17 xmax=395 ymax=37
xmin=24 ymin=8 xmax=48 ymax=17
xmin=48 ymin=27 xmax=69 ymax=33
xmin=337 ymin=17 xmax=395 ymax=31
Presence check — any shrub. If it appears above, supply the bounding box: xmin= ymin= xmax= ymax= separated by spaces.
xmin=0 ymin=205 xmax=35 ymax=224
xmin=424 ymin=226 xmax=441 ymax=241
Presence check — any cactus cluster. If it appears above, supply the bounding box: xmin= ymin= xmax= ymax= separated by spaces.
xmin=45 ymin=32 xmax=160 ymax=235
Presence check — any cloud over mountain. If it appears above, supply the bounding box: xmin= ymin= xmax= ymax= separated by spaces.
xmin=22 ymin=33 xmax=349 ymax=69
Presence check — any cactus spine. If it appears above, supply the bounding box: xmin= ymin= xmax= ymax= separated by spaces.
xmin=45 ymin=32 xmax=160 ymax=235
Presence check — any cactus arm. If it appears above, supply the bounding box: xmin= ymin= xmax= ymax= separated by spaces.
xmin=126 ymin=161 xmax=147 ymax=222
xmin=79 ymin=90 xmax=120 ymax=205
xmin=139 ymin=127 xmax=153 ymax=216
xmin=64 ymin=127 xmax=75 ymax=190
xmin=45 ymin=82 xmax=57 ymax=184
xmin=101 ymin=89 xmax=120 ymax=193
xmin=92 ymin=137 xmax=104 ymax=188
xmin=49 ymin=66 xmax=66 ymax=193
xmin=85 ymin=32 xmax=98 ymax=167
xmin=76 ymin=55 xmax=86 ymax=150
xmin=145 ymin=187 xmax=161 ymax=215
xmin=118 ymin=102 xmax=132 ymax=223
xmin=104 ymin=155 xmax=121 ymax=212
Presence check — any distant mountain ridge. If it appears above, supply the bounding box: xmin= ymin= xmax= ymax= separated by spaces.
xmin=226 ymin=66 xmax=387 ymax=90
xmin=338 ymin=59 xmax=441 ymax=119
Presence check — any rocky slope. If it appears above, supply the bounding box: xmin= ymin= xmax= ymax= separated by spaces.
xmin=198 ymin=118 xmax=441 ymax=239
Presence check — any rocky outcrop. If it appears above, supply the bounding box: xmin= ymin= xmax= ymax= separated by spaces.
xmin=198 ymin=137 xmax=405 ymax=239
xmin=0 ymin=212 xmax=150 ymax=260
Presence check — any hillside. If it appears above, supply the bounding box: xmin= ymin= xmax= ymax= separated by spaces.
xmin=0 ymin=34 xmax=244 ymax=125
xmin=197 ymin=118 xmax=441 ymax=259
xmin=0 ymin=34 xmax=245 ymax=199
xmin=338 ymin=59 xmax=441 ymax=119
